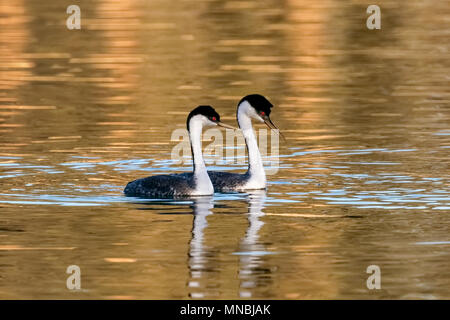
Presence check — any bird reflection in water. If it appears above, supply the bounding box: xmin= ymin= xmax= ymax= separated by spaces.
xmin=236 ymin=190 xmax=270 ymax=298
xmin=187 ymin=196 xmax=214 ymax=299
xmin=186 ymin=191 xmax=271 ymax=299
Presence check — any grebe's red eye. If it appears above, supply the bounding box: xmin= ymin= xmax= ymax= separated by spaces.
xmin=212 ymin=116 xmax=216 ymax=121
xmin=260 ymin=111 xmax=265 ymax=116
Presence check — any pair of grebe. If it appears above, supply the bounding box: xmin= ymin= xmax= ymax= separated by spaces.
xmin=124 ymin=94 xmax=281 ymax=198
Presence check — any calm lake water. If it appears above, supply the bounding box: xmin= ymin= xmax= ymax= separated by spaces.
xmin=0 ymin=0 xmax=449 ymax=299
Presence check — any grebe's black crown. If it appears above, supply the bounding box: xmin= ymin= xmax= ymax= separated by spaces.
xmin=186 ymin=105 xmax=220 ymax=130
xmin=238 ymin=94 xmax=273 ymax=116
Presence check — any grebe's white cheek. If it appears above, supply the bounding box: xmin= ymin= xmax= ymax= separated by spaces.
xmin=196 ymin=115 xmax=212 ymax=127
xmin=256 ymin=114 xmax=265 ymax=123
xmin=253 ymin=112 xmax=265 ymax=123
xmin=248 ymin=105 xmax=264 ymax=123
xmin=205 ymin=118 xmax=218 ymax=127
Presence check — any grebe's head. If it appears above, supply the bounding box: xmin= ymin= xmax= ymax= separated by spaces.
xmin=238 ymin=94 xmax=273 ymax=122
xmin=238 ymin=94 xmax=283 ymax=137
xmin=187 ymin=105 xmax=236 ymax=131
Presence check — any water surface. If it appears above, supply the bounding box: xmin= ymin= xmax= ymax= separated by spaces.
xmin=0 ymin=0 xmax=449 ymax=299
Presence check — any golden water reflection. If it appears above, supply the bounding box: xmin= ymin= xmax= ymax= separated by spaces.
xmin=0 ymin=0 xmax=449 ymax=299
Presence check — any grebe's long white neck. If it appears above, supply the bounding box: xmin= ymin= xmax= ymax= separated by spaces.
xmin=237 ymin=101 xmax=266 ymax=188
xmin=189 ymin=115 xmax=214 ymax=195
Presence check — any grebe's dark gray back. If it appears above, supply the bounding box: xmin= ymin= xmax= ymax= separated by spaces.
xmin=124 ymin=106 xmax=235 ymax=198
xmin=208 ymin=94 xmax=282 ymax=193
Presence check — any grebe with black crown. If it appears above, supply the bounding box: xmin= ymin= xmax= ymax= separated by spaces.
xmin=124 ymin=105 xmax=235 ymax=198
xmin=208 ymin=94 xmax=283 ymax=192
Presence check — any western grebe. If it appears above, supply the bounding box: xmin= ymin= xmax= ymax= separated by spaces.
xmin=208 ymin=94 xmax=282 ymax=192
xmin=124 ymin=105 xmax=235 ymax=198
